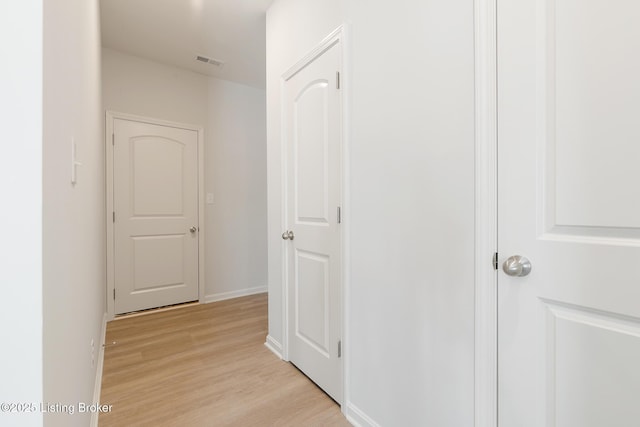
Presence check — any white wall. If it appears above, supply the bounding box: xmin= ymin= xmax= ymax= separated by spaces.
xmin=102 ymin=48 xmax=267 ymax=301
xmin=0 ymin=1 xmax=43 ymax=426
xmin=206 ymin=79 xmax=267 ymax=300
xmin=267 ymin=1 xmax=475 ymax=425
xmin=102 ymin=48 xmax=209 ymax=127
xmin=42 ymin=0 xmax=106 ymax=426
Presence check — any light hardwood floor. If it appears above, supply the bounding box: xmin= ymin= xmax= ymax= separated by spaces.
xmin=99 ymin=293 xmax=350 ymax=426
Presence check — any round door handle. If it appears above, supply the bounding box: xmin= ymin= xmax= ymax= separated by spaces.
xmin=281 ymin=230 xmax=295 ymax=240
xmin=502 ymin=255 xmax=532 ymax=277
xmin=190 ymin=226 xmax=197 ymax=233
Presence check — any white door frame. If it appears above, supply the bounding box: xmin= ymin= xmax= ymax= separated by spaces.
xmin=105 ymin=111 xmax=206 ymax=319
xmin=279 ymin=26 xmax=350 ymax=406
xmin=474 ymin=0 xmax=498 ymax=426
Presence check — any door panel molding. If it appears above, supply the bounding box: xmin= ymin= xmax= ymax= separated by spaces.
xmin=535 ymin=0 xmax=640 ymax=244
xmin=106 ymin=111 xmax=205 ymax=319
xmin=294 ymin=249 xmax=331 ymax=356
xmin=543 ymin=299 xmax=640 ymax=426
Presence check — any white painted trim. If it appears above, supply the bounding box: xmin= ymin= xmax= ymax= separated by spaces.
xmin=90 ymin=312 xmax=108 ymax=427
xmin=203 ymin=286 xmax=267 ymax=304
xmin=197 ymin=126 xmax=206 ymax=309
xmin=345 ymin=402 xmax=381 ymax=427
xmin=264 ymin=335 xmax=284 ymax=359
xmin=105 ymin=111 xmax=205 ymax=319
xmin=282 ymin=26 xmax=344 ymax=82
xmin=105 ymin=112 xmax=115 ymax=319
xmin=339 ymin=22 xmax=352 ymax=417
xmin=279 ymin=25 xmax=348 ymax=402
xmin=474 ymin=0 xmax=498 ymax=426
xmin=279 ymin=67 xmax=290 ymax=362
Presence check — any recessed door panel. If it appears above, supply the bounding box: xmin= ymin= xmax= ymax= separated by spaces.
xmin=295 ymin=250 xmax=330 ymax=356
xmin=537 ymin=0 xmax=640 ymax=234
xmin=132 ymin=235 xmax=185 ymax=292
xmin=294 ymin=81 xmax=329 ymax=224
xmin=132 ymin=137 xmax=185 ymax=217
xmin=546 ymin=302 xmax=640 ymax=426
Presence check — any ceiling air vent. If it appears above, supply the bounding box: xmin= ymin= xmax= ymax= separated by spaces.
xmin=195 ymin=55 xmax=224 ymax=68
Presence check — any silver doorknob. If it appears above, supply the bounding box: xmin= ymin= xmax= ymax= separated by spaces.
xmin=190 ymin=226 xmax=197 ymax=233
xmin=281 ymin=230 xmax=295 ymax=240
xmin=502 ymin=255 xmax=532 ymax=277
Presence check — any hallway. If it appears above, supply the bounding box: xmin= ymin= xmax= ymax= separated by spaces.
xmin=99 ymin=294 xmax=349 ymax=426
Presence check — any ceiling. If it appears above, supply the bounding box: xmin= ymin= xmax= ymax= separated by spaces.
xmin=100 ymin=0 xmax=273 ymax=89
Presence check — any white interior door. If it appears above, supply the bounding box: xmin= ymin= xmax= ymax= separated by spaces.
xmin=113 ymin=118 xmax=199 ymax=314
xmin=498 ymin=1 xmax=640 ymax=425
xmin=284 ymin=40 xmax=343 ymax=403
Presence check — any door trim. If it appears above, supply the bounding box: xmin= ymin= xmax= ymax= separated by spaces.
xmin=474 ymin=0 xmax=498 ymax=426
xmin=105 ymin=111 xmax=205 ymax=319
xmin=279 ymin=25 xmax=348 ymax=406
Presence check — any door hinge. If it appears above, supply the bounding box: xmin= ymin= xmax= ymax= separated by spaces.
xmin=336 ymin=71 xmax=341 ymax=89
xmin=112 ymin=134 xmax=114 ymax=145
xmin=113 ymin=212 xmax=115 ymax=223
xmin=338 ymin=340 xmax=342 ymax=358
xmin=493 ymin=252 xmax=499 ymax=270
xmin=113 ymin=288 xmax=115 ymax=300
xmin=337 ymin=206 xmax=342 ymax=224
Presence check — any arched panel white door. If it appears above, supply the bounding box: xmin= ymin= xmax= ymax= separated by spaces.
xmin=113 ymin=119 xmax=199 ymax=314
xmin=284 ymin=40 xmax=343 ymax=403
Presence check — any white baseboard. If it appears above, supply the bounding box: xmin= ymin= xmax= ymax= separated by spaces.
xmin=90 ymin=312 xmax=108 ymax=427
xmin=264 ymin=335 xmax=283 ymax=359
xmin=203 ymin=286 xmax=267 ymax=304
xmin=345 ymin=402 xmax=380 ymax=427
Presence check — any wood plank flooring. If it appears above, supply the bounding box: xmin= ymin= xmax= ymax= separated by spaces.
xmin=99 ymin=293 xmax=350 ymax=427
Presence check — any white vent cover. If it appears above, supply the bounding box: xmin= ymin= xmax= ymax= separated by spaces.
xmin=195 ymin=55 xmax=224 ymax=67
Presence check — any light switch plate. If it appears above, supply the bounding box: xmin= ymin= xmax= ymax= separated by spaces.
xmin=206 ymin=193 xmax=214 ymax=204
